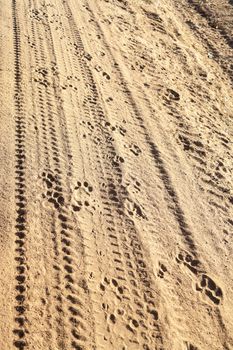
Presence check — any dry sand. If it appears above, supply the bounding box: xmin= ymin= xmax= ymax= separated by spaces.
xmin=0 ymin=0 xmax=233 ymax=349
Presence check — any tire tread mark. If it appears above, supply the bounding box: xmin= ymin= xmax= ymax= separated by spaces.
xmin=29 ymin=1 xmax=95 ymax=348
xmin=84 ymin=1 xmax=197 ymax=254
xmin=59 ymin=2 xmax=166 ymax=348
xmin=12 ymin=0 xmax=28 ymax=348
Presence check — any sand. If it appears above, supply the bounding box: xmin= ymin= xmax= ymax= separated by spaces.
xmin=0 ymin=0 xmax=233 ymax=349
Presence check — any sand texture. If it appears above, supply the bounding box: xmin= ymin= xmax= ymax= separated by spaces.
xmin=0 ymin=0 xmax=233 ymax=349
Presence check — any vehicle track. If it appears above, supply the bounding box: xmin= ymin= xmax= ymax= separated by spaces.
xmin=12 ymin=1 xmax=29 ymax=348
xmin=1 ymin=0 xmax=233 ymax=349
xmin=80 ymin=0 xmax=220 ymax=284
xmin=57 ymin=1 xmax=168 ymax=348
xmin=67 ymin=0 xmax=232 ymax=346
xmin=28 ymin=0 xmax=96 ymax=348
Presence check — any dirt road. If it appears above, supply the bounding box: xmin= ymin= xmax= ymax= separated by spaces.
xmin=0 ymin=0 xmax=233 ymax=349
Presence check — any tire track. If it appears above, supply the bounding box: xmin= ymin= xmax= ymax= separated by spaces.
xmin=81 ymin=8 xmax=233 ymax=350
xmin=76 ymin=0 xmax=227 ymax=311
xmin=57 ymin=1 xmax=169 ymax=348
xmin=27 ymin=1 xmax=68 ymax=347
xmin=12 ymin=0 xmax=28 ymax=348
xmin=28 ymin=0 xmax=96 ymax=348
xmin=83 ymin=0 xmax=197 ymax=254
xmin=45 ymin=4 xmax=104 ymax=345
xmin=12 ymin=1 xmax=66 ymax=347
xmin=4 ymin=0 xmax=233 ymax=349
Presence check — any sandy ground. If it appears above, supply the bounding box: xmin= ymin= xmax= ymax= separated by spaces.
xmin=0 ymin=0 xmax=233 ymax=349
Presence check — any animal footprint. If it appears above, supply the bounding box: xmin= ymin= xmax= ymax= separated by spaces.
xmin=178 ymin=134 xmax=192 ymax=152
xmin=100 ymin=277 xmax=125 ymax=299
xmin=106 ymin=96 xmax=113 ymax=102
xmin=80 ymin=120 xmax=95 ymax=139
xmin=176 ymin=252 xmax=223 ymax=305
xmin=196 ymin=274 xmax=223 ymax=305
xmin=132 ymin=180 xmax=141 ymax=193
xmin=29 ymin=8 xmax=47 ymax=22
xmin=112 ymin=155 xmax=124 ymax=167
xmin=157 ymin=262 xmax=167 ymax=279
xmin=72 ymin=200 xmax=91 ymax=212
xmin=176 ymin=251 xmax=201 ymax=275
xmin=129 ymin=144 xmax=141 ymax=156
xmin=84 ymin=52 xmax=92 ymax=61
xmin=99 ymin=276 xmax=110 ymax=292
xmin=118 ymin=125 xmax=127 ymax=136
xmin=126 ymin=177 xmax=141 ymax=194
xmin=111 ymin=278 xmax=125 ymax=298
xmin=103 ymin=72 xmax=111 ymax=80
xmin=104 ymin=121 xmax=121 ymax=133
xmin=42 ymin=171 xmax=65 ymax=209
xmin=71 ymin=180 xmax=95 ymax=213
xmin=94 ymin=65 xmax=102 ymax=72
xmin=94 ymin=65 xmax=110 ymax=80
xmin=74 ymin=180 xmax=93 ymax=194
xmin=105 ymin=122 xmax=126 ymax=137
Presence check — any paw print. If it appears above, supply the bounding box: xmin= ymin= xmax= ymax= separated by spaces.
xmin=42 ymin=171 xmax=65 ymax=209
xmin=176 ymin=251 xmax=201 ymax=275
xmin=74 ymin=181 xmax=93 ymax=193
xmin=196 ymin=274 xmax=223 ymax=305
xmin=118 ymin=125 xmax=127 ymax=136
xmin=112 ymin=155 xmax=124 ymax=167
xmin=157 ymin=263 xmax=167 ymax=279
xmin=71 ymin=181 xmax=95 ymax=214
xmin=129 ymin=144 xmax=141 ymax=156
